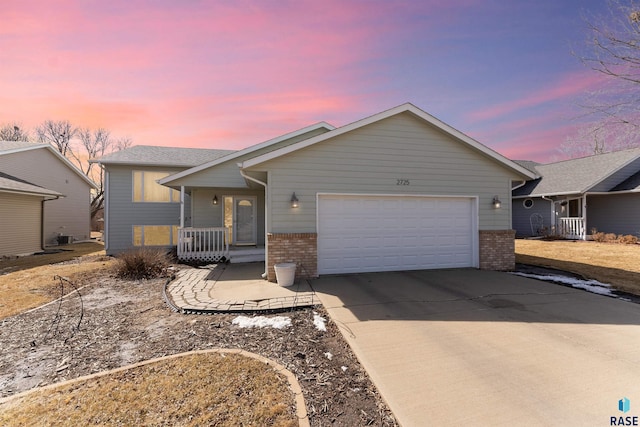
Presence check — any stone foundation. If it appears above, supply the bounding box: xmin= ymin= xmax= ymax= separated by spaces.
xmin=479 ymin=229 xmax=515 ymax=271
xmin=267 ymin=233 xmax=318 ymax=282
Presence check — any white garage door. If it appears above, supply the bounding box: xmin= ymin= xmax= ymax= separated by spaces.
xmin=317 ymin=194 xmax=477 ymax=275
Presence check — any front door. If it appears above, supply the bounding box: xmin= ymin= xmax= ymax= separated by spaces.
xmin=224 ymin=196 xmax=257 ymax=246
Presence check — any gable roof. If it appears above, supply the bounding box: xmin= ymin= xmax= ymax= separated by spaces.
xmin=513 ymin=147 xmax=640 ymax=197
xmin=0 ymin=141 xmax=98 ymax=189
xmin=239 ymin=103 xmax=538 ymax=179
xmin=612 ymin=170 xmax=640 ymax=191
xmin=158 ymin=122 xmax=335 ymax=185
xmin=93 ymin=145 xmax=236 ymax=167
xmin=0 ymin=171 xmax=63 ymax=198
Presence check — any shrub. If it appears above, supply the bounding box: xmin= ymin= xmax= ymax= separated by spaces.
xmin=591 ymin=231 xmax=607 ymax=242
xmin=115 ymin=248 xmax=171 ymax=280
xmin=618 ymin=234 xmax=639 ymax=245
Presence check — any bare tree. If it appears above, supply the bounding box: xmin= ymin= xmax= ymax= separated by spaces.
xmin=0 ymin=123 xmax=30 ymax=141
xmin=36 ymin=120 xmax=77 ymax=156
xmin=75 ymin=128 xmax=132 ymax=220
xmin=34 ymin=120 xmax=132 ymax=221
xmin=559 ymin=118 xmax=639 ymax=158
xmin=564 ymin=0 xmax=640 ymax=158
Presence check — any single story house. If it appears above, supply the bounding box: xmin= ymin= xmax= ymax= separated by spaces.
xmin=0 ymin=172 xmax=62 ymax=257
xmin=512 ymin=147 xmax=640 ymax=239
xmin=95 ymin=103 xmax=536 ymax=280
xmin=0 ymin=141 xmax=97 ymax=251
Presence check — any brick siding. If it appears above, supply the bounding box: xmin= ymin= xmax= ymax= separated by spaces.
xmin=479 ymin=229 xmax=515 ymax=271
xmin=267 ymin=233 xmax=318 ymax=282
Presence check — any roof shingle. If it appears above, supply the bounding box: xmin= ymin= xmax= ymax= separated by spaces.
xmin=94 ymin=145 xmax=236 ymax=167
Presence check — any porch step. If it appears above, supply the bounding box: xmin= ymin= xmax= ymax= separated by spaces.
xmin=229 ymin=248 xmax=265 ymax=264
xmin=230 ymin=253 xmax=265 ymax=263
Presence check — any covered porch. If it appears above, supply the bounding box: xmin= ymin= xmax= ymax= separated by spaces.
xmin=553 ymin=196 xmax=587 ymax=240
xmin=175 ymin=186 xmax=266 ymax=264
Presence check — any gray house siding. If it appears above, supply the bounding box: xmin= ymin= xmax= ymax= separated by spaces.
xmin=0 ymin=192 xmax=42 ymax=256
xmin=0 ymin=148 xmax=92 ymax=244
xmin=512 ymin=197 xmax=553 ymax=237
xmin=587 ymin=193 xmax=640 ymax=237
xmin=247 ymin=112 xmax=520 ymax=233
xmin=105 ymin=165 xmax=190 ymax=255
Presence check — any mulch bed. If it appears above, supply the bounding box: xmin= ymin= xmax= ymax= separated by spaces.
xmin=0 ymin=271 xmax=397 ymax=426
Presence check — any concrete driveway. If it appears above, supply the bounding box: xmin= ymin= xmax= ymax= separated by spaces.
xmin=311 ymin=269 xmax=640 ymax=426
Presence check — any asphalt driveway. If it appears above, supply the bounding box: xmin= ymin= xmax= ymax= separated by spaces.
xmin=311 ymin=269 xmax=640 ymax=426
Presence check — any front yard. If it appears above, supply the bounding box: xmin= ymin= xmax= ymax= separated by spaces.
xmin=0 ymin=248 xmax=396 ymax=426
xmin=515 ymin=239 xmax=640 ymax=295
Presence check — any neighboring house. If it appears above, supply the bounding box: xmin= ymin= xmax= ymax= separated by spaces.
xmin=0 ymin=172 xmax=62 ymax=257
xmin=96 ymin=103 xmax=535 ymax=280
xmin=513 ymin=147 xmax=640 ymax=239
xmin=0 ymin=141 xmax=97 ymax=248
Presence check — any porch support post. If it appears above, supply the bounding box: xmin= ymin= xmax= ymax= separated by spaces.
xmin=582 ymin=194 xmax=587 ymax=240
xmin=180 ymin=186 xmax=185 ymax=228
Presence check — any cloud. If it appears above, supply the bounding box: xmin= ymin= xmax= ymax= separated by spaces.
xmin=467 ymin=71 xmax=608 ymax=122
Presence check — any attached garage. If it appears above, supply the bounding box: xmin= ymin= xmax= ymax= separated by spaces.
xmin=317 ymin=194 xmax=478 ymax=274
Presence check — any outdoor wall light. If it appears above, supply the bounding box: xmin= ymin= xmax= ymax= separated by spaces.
xmin=291 ymin=192 xmax=299 ymax=208
xmin=212 ymin=195 xmax=218 ymax=205
xmin=492 ymin=196 xmax=502 ymax=209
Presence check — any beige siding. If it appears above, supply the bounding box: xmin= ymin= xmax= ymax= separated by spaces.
xmin=247 ymin=112 xmax=520 ymax=233
xmin=0 ymin=193 xmax=42 ymax=256
xmin=0 ymin=148 xmax=92 ymax=244
xmin=167 ymin=127 xmax=330 ymax=188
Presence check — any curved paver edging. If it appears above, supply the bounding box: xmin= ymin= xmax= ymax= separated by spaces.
xmin=162 ymin=274 xmax=182 ymax=313
xmin=0 ymin=348 xmax=310 ymax=427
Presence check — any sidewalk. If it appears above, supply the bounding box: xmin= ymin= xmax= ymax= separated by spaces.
xmin=165 ymin=262 xmax=321 ymax=314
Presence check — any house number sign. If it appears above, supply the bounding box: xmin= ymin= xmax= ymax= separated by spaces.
xmin=396 ymin=179 xmax=410 ymax=185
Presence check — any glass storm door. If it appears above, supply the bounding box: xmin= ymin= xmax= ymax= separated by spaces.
xmin=233 ymin=196 xmax=257 ymax=245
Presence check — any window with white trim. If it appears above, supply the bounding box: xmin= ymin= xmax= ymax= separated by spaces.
xmin=133 ymin=171 xmax=180 ymax=203
xmin=133 ymin=225 xmax=178 ymax=246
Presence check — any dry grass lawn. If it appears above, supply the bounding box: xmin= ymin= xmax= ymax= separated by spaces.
xmin=515 ymin=239 xmax=640 ymax=295
xmin=0 ymin=242 xmax=113 ymax=320
xmin=0 ymin=244 xmax=305 ymax=426
xmin=0 ymin=352 xmax=297 ymax=427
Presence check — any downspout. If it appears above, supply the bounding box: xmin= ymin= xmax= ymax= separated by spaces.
xmin=239 ymin=167 xmax=269 ymax=279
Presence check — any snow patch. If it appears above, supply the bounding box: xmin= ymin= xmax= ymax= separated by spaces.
xmin=511 ymin=272 xmax=614 ymax=296
xmin=313 ymin=311 xmax=327 ymax=331
xmin=232 ymin=315 xmax=291 ymax=329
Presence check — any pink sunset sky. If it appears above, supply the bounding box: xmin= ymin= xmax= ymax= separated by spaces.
xmin=1 ymin=0 xmax=614 ymax=162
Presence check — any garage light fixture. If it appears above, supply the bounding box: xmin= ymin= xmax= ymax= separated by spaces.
xmin=212 ymin=195 xmax=219 ymax=205
xmin=492 ymin=196 xmax=502 ymax=209
xmin=291 ymin=192 xmax=299 ymax=208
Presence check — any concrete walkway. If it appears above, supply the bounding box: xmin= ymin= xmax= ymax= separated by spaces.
xmin=165 ymin=262 xmax=321 ymax=313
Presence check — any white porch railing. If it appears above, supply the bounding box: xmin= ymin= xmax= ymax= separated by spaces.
xmin=558 ymin=217 xmax=586 ymax=240
xmin=177 ymin=227 xmax=229 ymax=262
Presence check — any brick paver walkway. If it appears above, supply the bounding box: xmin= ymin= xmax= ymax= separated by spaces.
xmin=165 ymin=264 xmax=320 ymax=314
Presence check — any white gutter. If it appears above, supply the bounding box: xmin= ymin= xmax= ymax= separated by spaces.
xmin=239 ymin=167 xmax=269 ymax=279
